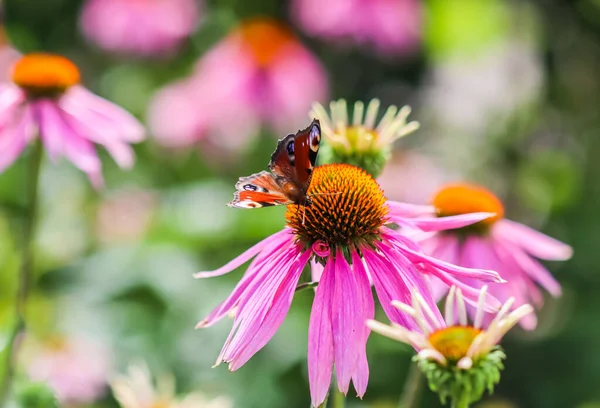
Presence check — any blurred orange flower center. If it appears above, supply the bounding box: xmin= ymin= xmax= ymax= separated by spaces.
xmin=237 ymin=18 xmax=295 ymax=67
xmin=432 ymin=183 xmax=504 ymax=225
xmin=428 ymin=326 xmax=482 ymax=361
xmin=287 ymin=163 xmax=388 ymax=247
xmin=12 ymin=53 xmax=80 ymax=94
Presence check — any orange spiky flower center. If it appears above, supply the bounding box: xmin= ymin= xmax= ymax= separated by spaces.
xmin=432 ymin=183 xmax=504 ymax=233
xmin=237 ymin=18 xmax=296 ymax=67
xmin=286 ymin=164 xmax=388 ymax=248
xmin=11 ymin=53 xmax=80 ymax=97
xmin=428 ymin=326 xmax=482 ymax=362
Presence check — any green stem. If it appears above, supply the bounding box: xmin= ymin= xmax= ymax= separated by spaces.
xmin=331 ymin=387 xmax=345 ymax=408
xmin=398 ymin=362 xmax=424 ymax=408
xmin=0 ymin=141 xmax=43 ymax=405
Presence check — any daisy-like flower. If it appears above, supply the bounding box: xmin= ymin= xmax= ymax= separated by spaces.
xmin=196 ymin=164 xmax=504 ymax=407
xmin=111 ymin=363 xmax=233 ymax=408
xmin=148 ymin=17 xmax=327 ymax=153
xmin=390 ymin=183 xmax=572 ymax=330
xmin=291 ymin=0 xmax=422 ymax=56
xmin=367 ymin=286 xmax=533 ymax=406
xmin=0 ymin=53 xmax=144 ymax=187
xmin=310 ymin=99 xmax=420 ymax=177
xmin=79 ymin=0 xmax=201 ymax=57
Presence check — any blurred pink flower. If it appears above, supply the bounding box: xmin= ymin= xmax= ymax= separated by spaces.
xmin=0 ymin=53 xmax=144 ymax=187
xmin=291 ymin=0 xmax=422 ymax=56
xmin=79 ymin=0 xmax=200 ymax=57
xmin=195 ymin=164 xmax=502 ymax=407
xmin=390 ymin=183 xmax=572 ymax=330
xmin=148 ymin=17 xmax=328 ymax=152
xmin=27 ymin=336 xmax=112 ymax=405
xmin=377 ymin=150 xmax=454 ymax=204
xmin=96 ymin=188 xmax=157 ymax=244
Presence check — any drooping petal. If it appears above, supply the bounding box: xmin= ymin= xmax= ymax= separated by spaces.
xmin=493 ymin=219 xmax=573 ymax=261
xmin=362 ymin=249 xmax=418 ymax=330
xmin=216 ymin=244 xmax=302 ymax=366
xmin=194 ymin=229 xmax=292 ymax=279
xmin=332 ymin=251 xmax=360 ymax=394
xmin=0 ymin=104 xmax=31 ymax=172
xmin=386 ymin=201 xmax=435 ymax=218
xmin=350 ymin=251 xmax=374 ymax=398
xmin=228 ymin=249 xmax=312 ymax=370
xmin=35 ymin=101 xmax=102 ymax=174
xmin=397 ymin=212 xmax=496 ymax=232
xmin=61 ymin=86 xmax=145 ymax=143
xmin=495 ymin=238 xmax=562 ymax=297
xmin=308 ymin=258 xmax=335 ymax=408
xmin=34 ymin=100 xmax=64 ymax=161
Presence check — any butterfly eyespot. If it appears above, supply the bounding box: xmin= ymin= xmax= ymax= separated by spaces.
xmin=286 ymin=140 xmax=295 ymax=156
xmin=310 ymin=124 xmax=320 ymax=143
xmin=243 ymin=184 xmax=258 ymax=191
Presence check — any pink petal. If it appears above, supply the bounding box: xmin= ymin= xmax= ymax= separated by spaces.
xmin=194 ymin=229 xmax=292 ymax=279
xmin=350 ymin=251 xmax=374 ymax=398
xmin=216 ymin=245 xmax=301 ymax=365
xmin=400 ymin=212 xmax=496 ymax=232
xmin=386 ymin=201 xmax=435 ymax=217
xmin=0 ymin=104 xmax=31 ymax=172
xmin=332 ymin=251 xmax=360 ymax=394
xmin=495 ymin=238 xmax=562 ymax=297
xmin=62 ymin=86 xmax=144 ymax=143
xmin=394 ymin=238 xmax=503 ymax=283
xmin=493 ymin=219 xmax=573 ymax=261
xmin=228 ymin=249 xmax=312 ymax=370
xmin=36 ymin=101 xmax=101 ymax=174
xmin=362 ymin=249 xmax=418 ymax=330
xmin=376 ymin=242 xmax=444 ymax=328
xmin=308 ymin=258 xmax=335 ymax=407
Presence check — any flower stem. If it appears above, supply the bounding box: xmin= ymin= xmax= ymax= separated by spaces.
xmin=0 ymin=141 xmax=43 ymax=404
xmin=398 ymin=362 xmax=424 ymax=408
xmin=331 ymin=387 xmax=345 ymax=408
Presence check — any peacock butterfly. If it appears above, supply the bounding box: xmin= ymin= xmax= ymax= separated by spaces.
xmin=228 ymin=119 xmax=321 ymax=208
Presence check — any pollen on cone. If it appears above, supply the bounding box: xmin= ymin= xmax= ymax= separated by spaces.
xmin=432 ymin=183 xmax=504 ymax=225
xmin=286 ymin=163 xmax=388 ymax=246
xmin=11 ymin=53 xmax=80 ymax=93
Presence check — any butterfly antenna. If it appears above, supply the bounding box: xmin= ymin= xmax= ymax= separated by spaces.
xmin=302 ymin=205 xmax=306 ymax=226
xmin=309 ymin=192 xmax=342 ymax=198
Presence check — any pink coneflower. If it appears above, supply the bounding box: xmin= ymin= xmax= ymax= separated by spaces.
xmin=26 ymin=336 xmax=112 ymax=405
xmin=148 ymin=17 xmax=328 ymax=152
xmin=79 ymin=0 xmax=200 ymax=57
xmin=390 ymin=183 xmax=572 ymax=330
xmin=291 ymin=0 xmax=422 ymax=56
xmin=0 ymin=53 xmax=144 ymax=187
xmin=195 ymin=164 xmax=504 ymax=407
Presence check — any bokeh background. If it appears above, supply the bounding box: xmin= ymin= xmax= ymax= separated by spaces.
xmin=0 ymin=0 xmax=598 ymax=407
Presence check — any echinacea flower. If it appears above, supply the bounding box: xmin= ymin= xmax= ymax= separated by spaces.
xmin=148 ymin=17 xmax=328 ymax=153
xmin=291 ymin=0 xmax=422 ymax=56
xmin=79 ymin=0 xmax=200 ymax=57
xmin=195 ymin=163 xmax=503 ymax=407
xmin=367 ymin=286 xmax=533 ymax=405
xmin=0 ymin=53 xmax=144 ymax=187
xmin=390 ymin=183 xmax=572 ymax=330
xmin=111 ymin=363 xmax=233 ymax=408
xmin=26 ymin=336 xmax=112 ymax=405
xmin=310 ymin=99 xmax=420 ymax=177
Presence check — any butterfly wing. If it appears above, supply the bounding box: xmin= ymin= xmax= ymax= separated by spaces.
xmin=268 ymin=119 xmax=321 ymax=190
xmin=228 ymin=171 xmax=294 ymax=208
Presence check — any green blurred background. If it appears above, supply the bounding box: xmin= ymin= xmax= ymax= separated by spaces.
xmin=1 ymin=0 xmax=599 ymax=407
